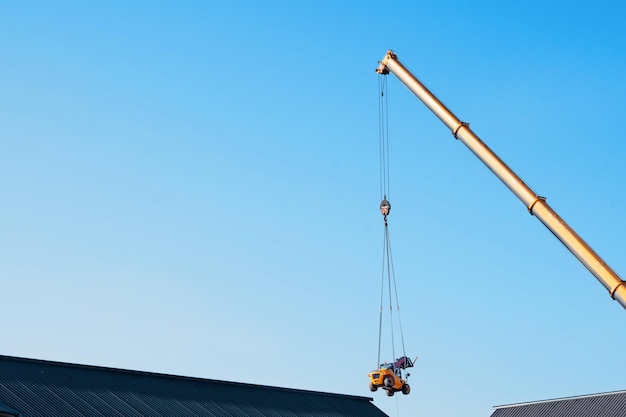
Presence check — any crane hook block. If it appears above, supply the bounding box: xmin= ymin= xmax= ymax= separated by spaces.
xmin=380 ymin=199 xmax=391 ymax=216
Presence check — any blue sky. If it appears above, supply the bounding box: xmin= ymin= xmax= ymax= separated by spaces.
xmin=1 ymin=2 xmax=625 ymax=417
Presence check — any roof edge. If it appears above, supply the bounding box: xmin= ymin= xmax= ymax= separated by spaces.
xmin=0 ymin=354 xmax=374 ymax=403
xmin=493 ymin=389 xmax=626 ymax=409
xmin=0 ymin=400 xmax=22 ymax=417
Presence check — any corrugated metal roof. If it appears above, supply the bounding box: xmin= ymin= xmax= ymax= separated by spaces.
xmin=0 ymin=355 xmax=388 ymax=417
xmin=491 ymin=390 xmax=626 ymax=417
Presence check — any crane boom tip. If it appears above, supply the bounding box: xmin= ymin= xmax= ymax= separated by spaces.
xmin=376 ymin=50 xmax=396 ymax=74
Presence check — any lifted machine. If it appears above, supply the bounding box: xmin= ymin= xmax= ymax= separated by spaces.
xmin=368 ymin=356 xmax=417 ymax=396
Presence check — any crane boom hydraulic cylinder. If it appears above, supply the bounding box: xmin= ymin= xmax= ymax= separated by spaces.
xmin=377 ymin=50 xmax=626 ymax=309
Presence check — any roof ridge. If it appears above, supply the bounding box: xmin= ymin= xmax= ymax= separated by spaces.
xmin=0 ymin=354 xmax=373 ymax=402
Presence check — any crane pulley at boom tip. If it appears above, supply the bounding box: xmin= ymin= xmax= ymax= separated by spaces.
xmin=376 ymin=49 xmax=626 ymax=309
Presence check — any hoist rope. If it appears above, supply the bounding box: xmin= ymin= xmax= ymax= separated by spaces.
xmin=392 ymin=239 xmax=408 ymax=360
xmin=384 ymin=221 xmax=396 ymax=363
xmin=376 ymin=74 xmax=408 ymax=369
xmin=377 ymin=243 xmax=384 ymax=367
xmin=378 ymin=74 xmax=390 ymax=202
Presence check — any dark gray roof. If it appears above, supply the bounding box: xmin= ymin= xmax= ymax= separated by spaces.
xmin=491 ymin=390 xmax=626 ymax=417
xmin=0 ymin=355 xmax=387 ymax=417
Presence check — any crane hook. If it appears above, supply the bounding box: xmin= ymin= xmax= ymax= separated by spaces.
xmin=380 ymin=198 xmax=391 ymax=217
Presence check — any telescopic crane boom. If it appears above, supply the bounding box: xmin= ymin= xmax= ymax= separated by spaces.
xmin=377 ymin=50 xmax=626 ymax=309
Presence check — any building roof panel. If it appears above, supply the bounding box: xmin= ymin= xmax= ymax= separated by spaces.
xmin=0 ymin=355 xmax=387 ymax=417
xmin=491 ymin=390 xmax=626 ymax=417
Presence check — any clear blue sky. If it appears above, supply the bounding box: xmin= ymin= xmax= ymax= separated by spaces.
xmin=2 ymin=2 xmax=625 ymax=417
